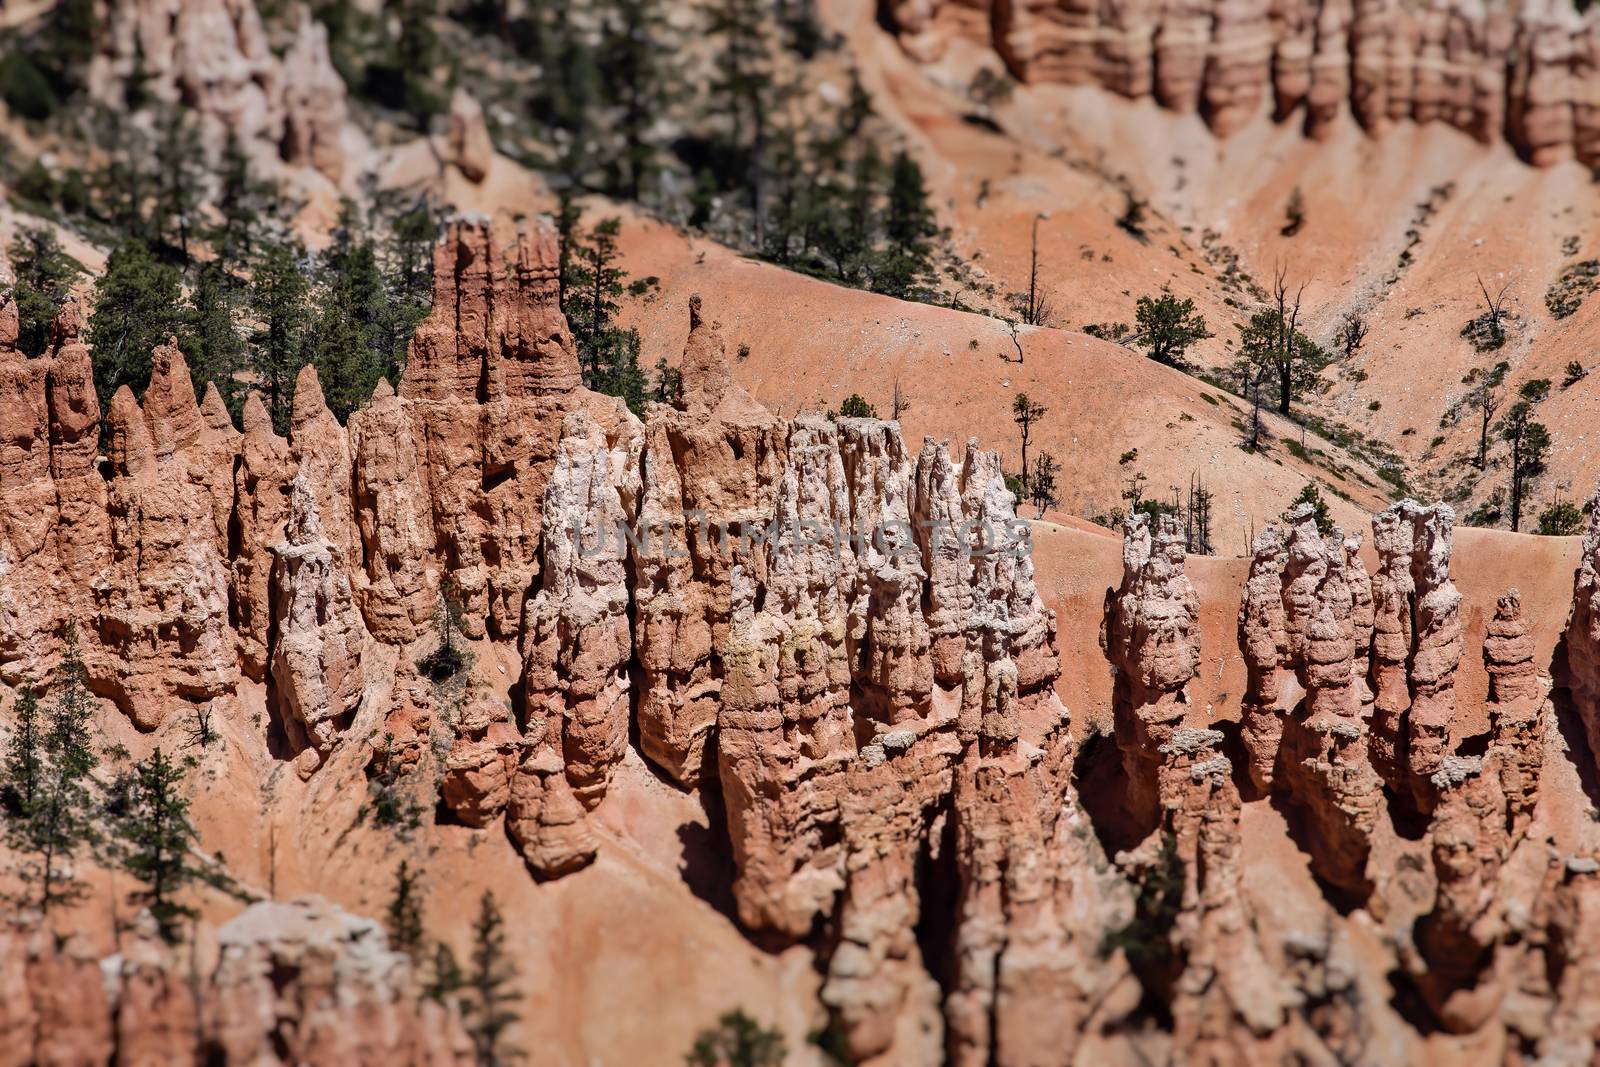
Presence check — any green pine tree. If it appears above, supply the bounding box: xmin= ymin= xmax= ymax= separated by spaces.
xmin=6 ymin=225 xmax=82 ymax=357
xmin=209 ymin=128 xmax=277 ymax=281
xmin=5 ymin=627 xmax=100 ymax=916
xmin=597 ymin=0 xmax=680 ymax=202
xmin=184 ymin=261 xmax=248 ymax=418
xmin=149 ymin=104 xmax=205 ymax=263
xmin=247 ymin=237 xmax=313 ymax=434
xmin=387 ymin=859 xmax=426 ymax=957
xmin=686 ymin=1010 xmax=785 ymax=1067
xmin=106 ymin=747 xmax=203 ymax=943
xmin=0 ymin=685 xmax=44 ymax=817
xmin=873 ymin=150 xmax=939 ymax=300
xmin=466 ymin=891 xmax=522 ymax=1066
xmin=87 ymin=238 xmax=184 ymax=406
xmin=562 ymin=217 xmax=658 ymax=413
xmin=425 ymin=940 xmax=465 ymax=1002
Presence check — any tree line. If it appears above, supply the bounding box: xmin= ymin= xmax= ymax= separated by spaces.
xmin=1 ymin=628 xmax=214 ymax=942
xmin=288 ymin=0 xmax=949 ymax=302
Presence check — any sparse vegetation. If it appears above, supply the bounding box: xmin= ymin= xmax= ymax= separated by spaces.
xmin=1134 ymin=293 xmax=1208 ymax=367
xmin=1116 ymin=192 xmax=1148 ymax=243
xmin=1463 ymin=361 xmax=1511 ymax=469
xmin=2 ymin=628 xmax=99 ymax=916
xmin=1546 ymin=259 xmax=1600 ymax=319
xmin=386 ymin=859 xmax=426 ymax=957
xmin=1462 ymin=274 xmax=1512 ymax=352
xmin=1500 ymin=400 xmax=1551 ymax=532
xmin=417 ymin=585 xmax=472 ymax=683
xmin=1285 ymin=483 xmax=1334 ymax=536
xmin=1101 ymin=832 xmax=1184 ymax=970
xmin=1337 ymin=310 xmax=1369 ymax=360
xmin=1280 ymin=187 xmax=1305 ymax=237
xmin=1011 ymin=393 xmax=1048 ymax=492
xmin=688 ymin=1010 xmax=786 ymax=1067
xmin=1537 ymin=497 xmax=1585 ymax=536
xmin=466 ymin=891 xmax=523 ymax=1067
xmin=4 ymin=225 xmax=82 ymax=358
xmin=836 ymin=393 xmax=878 ymax=418
xmin=104 ymin=747 xmax=205 ymax=943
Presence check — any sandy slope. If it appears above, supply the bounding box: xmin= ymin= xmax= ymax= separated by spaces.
xmin=830 ymin=0 xmax=1600 ymax=525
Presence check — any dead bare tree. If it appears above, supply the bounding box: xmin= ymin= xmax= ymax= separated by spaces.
xmin=1338 ymin=310 xmax=1369 ymax=359
xmin=891 ymin=377 xmax=911 ymax=420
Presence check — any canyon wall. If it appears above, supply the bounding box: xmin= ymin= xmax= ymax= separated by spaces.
xmin=5 ymin=217 xmax=1600 ymax=1061
xmin=891 ymin=0 xmax=1600 ymax=164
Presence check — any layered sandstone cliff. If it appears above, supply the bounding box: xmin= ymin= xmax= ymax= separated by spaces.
xmin=892 ymin=0 xmax=1600 ymax=164
xmin=7 ymin=215 xmax=1600 ymax=1062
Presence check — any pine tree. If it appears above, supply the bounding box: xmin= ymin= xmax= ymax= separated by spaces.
xmin=149 ymin=104 xmax=205 ymax=263
xmin=701 ymin=0 xmax=775 ymax=238
xmin=425 ymin=940 xmax=465 ymax=1002
xmin=387 ymin=860 xmax=426 ymax=956
xmin=87 ymin=238 xmax=185 ymax=406
xmin=1135 ymin=293 xmax=1208 ymax=367
xmin=596 ymin=0 xmax=679 ymax=202
xmin=1500 ymin=401 xmax=1551 ymax=532
xmin=1011 ymin=393 xmax=1047 ymax=489
xmin=874 ymin=151 xmax=939 ymax=300
xmin=309 ymin=205 xmax=392 ymax=419
xmin=107 ymin=747 xmax=203 ymax=942
xmin=5 ymin=627 xmax=100 ymax=916
xmin=1284 ymin=483 xmax=1333 ymax=536
xmin=37 ymin=0 xmax=98 ymax=100
xmin=467 ymin=891 xmax=521 ymax=1066
xmin=184 ymin=261 xmax=247 ymax=417
xmin=687 ymin=1010 xmax=785 ymax=1067
xmin=209 ymin=129 xmax=276 ymax=281
xmin=6 ymin=225 xmax=82 ymax=357
xmin=247 ymin=237 xmax=313 ymax=434
xmin=562 ymin=217 xmax=658 ymax=412
xmin=0 ymin=685 xmax=44 ymax=817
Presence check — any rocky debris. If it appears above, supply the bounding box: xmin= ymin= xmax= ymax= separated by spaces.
xmin=1102 ymin=511 xmax=1201 ymax=835
xmin=891 ymin=0 xmax=1600 ymax=165
xmin=269 ymin=475 xmax=368 ymax=772
xmin=88 ymin=0 xmax=351 ymax=183
xmin=446 ymin=88 xmax=494 ymax=183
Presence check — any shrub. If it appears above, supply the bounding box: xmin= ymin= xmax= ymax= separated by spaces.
xmin=1537 ymin=499 xmax=1585 ymax=536
xmin=837 ymin=393 xmax=878 ymax=418
xmin=688 ymin=1011 xmax=785 ymax=1067
xmin=1285 ymin=483 xmax=1333 ymax=535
